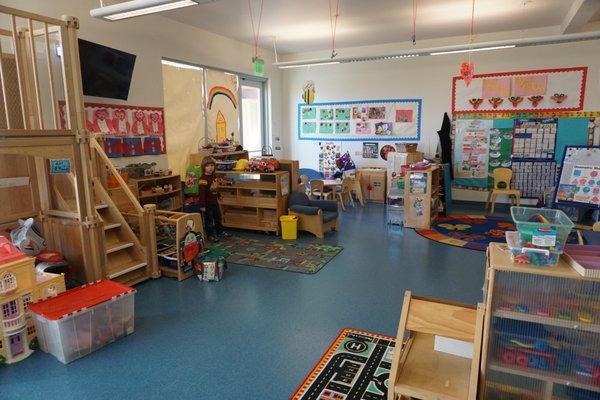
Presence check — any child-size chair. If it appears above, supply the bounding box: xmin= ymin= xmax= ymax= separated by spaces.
xmin=388 ymin=291 xmax=485 ymax=400
xmin=336 ymin=178 xmax=355 ymax=211
xmin=288 ymin=192 xmax=338 ymax=238
xmin=310 ymin=179 xmax=332 ymax=200
xmin=298 ymin=174 xmax=309 ymax=194
xmin=486 ymin=167 xmax=521 ymax=214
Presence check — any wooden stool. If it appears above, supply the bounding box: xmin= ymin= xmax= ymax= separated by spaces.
xmin=388 ymin=291 xmax=485 ymax=400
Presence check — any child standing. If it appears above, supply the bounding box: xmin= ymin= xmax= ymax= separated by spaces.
xmin=198 ymin=156 xmax=230 ymax=242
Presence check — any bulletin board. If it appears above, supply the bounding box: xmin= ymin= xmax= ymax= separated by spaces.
xmin=452 ymin=112 xmax=598 ymax=198
xmin=298 ymin=99 xmax=421 ymax=141
xmin=554 ymin=146 xmax=600 ymax=209
xmin=59 ymin=101 xmax=166 ymax=158
xmin=452 ymin=67 xmax=587 ymax=114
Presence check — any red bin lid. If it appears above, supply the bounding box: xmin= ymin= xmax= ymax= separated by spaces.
xmin=28 ymin=279 xmax=135 ymax=320
xmin=0 ymin=236 xmax=27 ymax=265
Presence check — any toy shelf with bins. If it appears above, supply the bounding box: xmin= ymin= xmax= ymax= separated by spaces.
xmin=215 ymin=170 xmax=289 ymax=235
xmin=129 ymin=175 xmax=182 ymax=211
xmin=481 ymin=243 xmax=600 ymax=399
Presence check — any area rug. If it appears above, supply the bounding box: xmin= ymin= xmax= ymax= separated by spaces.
xmin=416 ymin=214 xmax=578 ymax=251
xmin=291 ymin=328 xmax=396 ymax=400
xmin=415 ymin=214 xmax=518 ymax=251
xmin=214 ymin=236 xmax=343 ymax=274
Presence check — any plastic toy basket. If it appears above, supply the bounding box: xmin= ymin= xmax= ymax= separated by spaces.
xmin=28 ymin=280 xmax=136 ymax=364
xmin=510 ymin=207 xmax=574 ymax=252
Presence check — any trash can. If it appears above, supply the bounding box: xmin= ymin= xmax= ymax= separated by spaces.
xmin=280 ymin=215 xmax=298 ymax=240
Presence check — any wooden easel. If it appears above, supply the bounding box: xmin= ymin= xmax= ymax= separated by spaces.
xmin=388 ymin=291 xmax=485 ymax=400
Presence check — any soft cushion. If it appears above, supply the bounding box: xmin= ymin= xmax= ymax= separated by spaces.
xmin=309 ymin=199 xmax=338 ymax=212
xmin=290 ymin=205 xmax=319 ymax=215
xmin=322 ymin=211 xmax=338 ymax=223
xmin=289 ymin=191 xmax=310 ymax=206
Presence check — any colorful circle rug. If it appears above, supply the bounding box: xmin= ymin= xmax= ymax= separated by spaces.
xmin=415 ymin=214 xmax=518 ymax=251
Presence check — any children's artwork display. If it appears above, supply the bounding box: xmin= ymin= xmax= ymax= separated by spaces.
xmin=362 ymin=142 xmax=378 ymax=159
xmin=205 ymin=69 xmax=239 ymax=143
xmin=59 ymin=101 xmax=166 ymax=158
xmin=452 ymin=113 xmax=593 ymax=198
xmin=298 ymin=99 xmax=421 ymax=141
xmin=318 ymin=142 xmax=341 ymax=177
xmin=453 ymin=119 xmax=492 ymax=181
xmin=452 ymin=67 xmax=587 ymax=114
xmin=555 ymin=146 xmax=600 ymax=209
xmin=488 ymin=128 xmax=513 ymax=187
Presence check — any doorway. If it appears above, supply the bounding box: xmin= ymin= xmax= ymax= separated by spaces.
xmin=241 ymin=77 xmax=267 ymax=156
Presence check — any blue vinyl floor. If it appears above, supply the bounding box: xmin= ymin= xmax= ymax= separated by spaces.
xmin=1 ymin=203 xmax=487 ymax=399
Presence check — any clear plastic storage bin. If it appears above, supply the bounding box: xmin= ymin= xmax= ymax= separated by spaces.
xmin=28 ymin=280 xmax=135 ymax=364
xmin=510 ymin=207 xmax=574 ymax=252
xmin=505 ymin=231 xmax=561 ymax=266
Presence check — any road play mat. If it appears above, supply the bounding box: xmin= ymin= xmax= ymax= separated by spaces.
xmin=215 ymin=236 xmax=342 ymax=274
xmin=291 ymin=328 xmax=396 ymax=400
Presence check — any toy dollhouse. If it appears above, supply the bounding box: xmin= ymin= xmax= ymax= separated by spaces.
xmin=0 ymin=236 xmax=65 ymax=364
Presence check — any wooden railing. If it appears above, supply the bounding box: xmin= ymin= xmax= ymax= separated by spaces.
xmin=90 ymin=138 xmax=159 ymax=278
xmin=0 ymin=5 xmax=73 ymax=132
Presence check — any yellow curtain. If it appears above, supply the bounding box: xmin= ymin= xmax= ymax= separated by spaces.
xmin=161 ymin=64 xmax=204 ymax=177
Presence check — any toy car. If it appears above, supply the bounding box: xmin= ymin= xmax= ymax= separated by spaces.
xmin=245 ymin=157 xmax=280 ymax=172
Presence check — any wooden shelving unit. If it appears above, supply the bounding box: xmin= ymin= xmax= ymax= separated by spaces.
xmin=215 ymin=170 xmax=289 ymax=235
xmin=129 ymin=175 xmax=182 ymax=211
xmin=481 ymin=243 xmax=600 ymax=399
xmin=403 ymin=165 xmax=441 ymax=229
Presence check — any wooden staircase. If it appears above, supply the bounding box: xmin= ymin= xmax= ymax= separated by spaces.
xmin=94 ymin=180 xmax=150 ymax=286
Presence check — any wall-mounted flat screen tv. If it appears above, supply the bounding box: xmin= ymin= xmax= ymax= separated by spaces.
xmin=78 ymin=39 xmax=136 ymax=100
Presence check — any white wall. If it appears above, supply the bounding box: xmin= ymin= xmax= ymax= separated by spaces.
xmin=280 ymin=29 xmax=600 ymax=201
xmin=8 ymin=0 xmax=283 ymax=169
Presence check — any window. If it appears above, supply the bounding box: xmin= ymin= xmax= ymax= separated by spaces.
xmin=2 ymin=300 xmax=18 ymax=319
xmin=241 ymin=77 xmax=267 ymax=156
xmin=45 ymin=285 xmax=58 ymax=298
xmin=22 ymin=293 xmax=32 ymax=310
xmin=0 ymin=340 xmax=3 ymax=349
xmin=0 ymin=273 xmax=17 ymax=293
xmin=27 ymin=325 xmax=36 ymax=335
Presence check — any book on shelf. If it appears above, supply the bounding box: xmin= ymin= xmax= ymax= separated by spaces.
xmin=563 ymin=244 xmax=600 ymax=278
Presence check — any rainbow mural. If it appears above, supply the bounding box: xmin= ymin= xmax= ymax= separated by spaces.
xmin=207 ymin=86 xmax=238 ymax=109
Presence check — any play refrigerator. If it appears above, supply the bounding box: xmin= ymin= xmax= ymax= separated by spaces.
xmin=481 ymin=243 xmax=600 ymax=399
xmin=28 ymin=279 xmax=135 ymax=364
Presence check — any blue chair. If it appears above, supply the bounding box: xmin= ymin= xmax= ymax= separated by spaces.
xmin=299 ymin=168 xmax=323 ymax=181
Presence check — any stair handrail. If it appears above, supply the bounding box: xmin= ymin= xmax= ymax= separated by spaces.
xmin=90 ymin=137 xmax=144 ymax=214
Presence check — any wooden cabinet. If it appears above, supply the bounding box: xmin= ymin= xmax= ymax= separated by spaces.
xmin=215 ymin=170 xmax=289 ymax=235
xmin=356 ymin=168 xmax=387 ymax=203
xmin=403 ymin=166 xmax=441 ymax=229
xmin=481 ymin=243 xmax=600 ymax=399
xmin=129 ymin=175 xmax=182 ymax=211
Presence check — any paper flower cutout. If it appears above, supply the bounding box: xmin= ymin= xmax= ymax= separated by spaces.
xmin=469 ymin=98 xmax=483 ymax=109
xmin=488 ymin=97 xmax=504 ymax=109
xmin=550 ymin=93 xmax=567 ymax=104
xmin=508 ymin=96 xmax=523 ymax=107
xmin=528 ymin=95 xmax=544 ymax=107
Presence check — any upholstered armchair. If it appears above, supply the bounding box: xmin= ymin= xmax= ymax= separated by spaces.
xmin=288 ymin=192 xmax=339 ymax=238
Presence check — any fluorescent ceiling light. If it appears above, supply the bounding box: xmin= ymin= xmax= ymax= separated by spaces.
xmin=273 ymin=31 xmax=600 ymax=69
xmin=279 ymin=61 xmax=341 ymax=69
xmin=90 ymin=0 xmax=210 ymax=21
xmin=430 ymin=45 xmax=516 ymax=56
xmin=161 ymin=59 xmax=202 ymax=70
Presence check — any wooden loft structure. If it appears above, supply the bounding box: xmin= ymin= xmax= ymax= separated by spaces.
xmin=0 ymin=5 xmax=158 ymax=286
